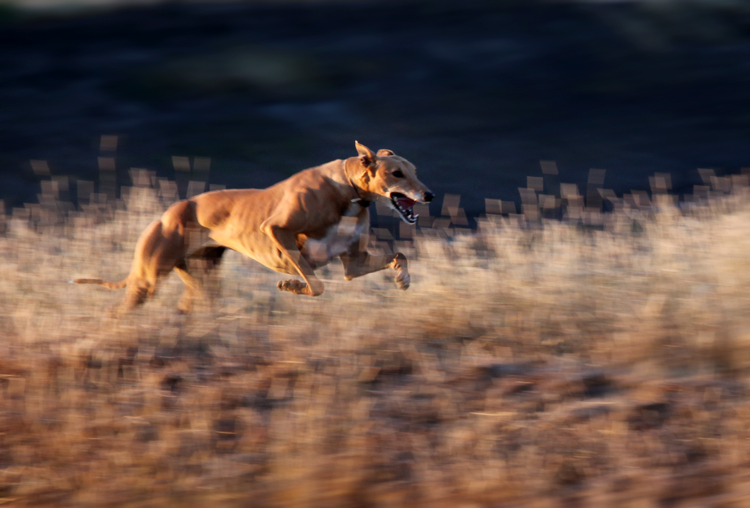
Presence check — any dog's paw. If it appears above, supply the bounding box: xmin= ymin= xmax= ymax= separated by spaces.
xmin=395 ymin=271 xmax=410 ymax=290
xmin=277 ymin=279 xmax=307 ymax=294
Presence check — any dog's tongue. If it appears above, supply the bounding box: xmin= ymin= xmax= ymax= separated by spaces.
xmin=397 ymin=196 xmax=416 ymax=209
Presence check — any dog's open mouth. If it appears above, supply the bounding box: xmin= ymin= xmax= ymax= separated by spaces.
xmin=390 ymin=192 xmax=418 ymax=224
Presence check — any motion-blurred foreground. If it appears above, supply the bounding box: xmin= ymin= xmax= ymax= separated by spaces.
xmin=2 ymin=170 xmax=750 ymax=507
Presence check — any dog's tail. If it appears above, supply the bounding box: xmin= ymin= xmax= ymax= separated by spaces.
xmin=70 ymin=277 xmax=129 ymax=289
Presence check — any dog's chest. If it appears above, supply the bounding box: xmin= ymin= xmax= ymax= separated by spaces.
xmin=302 ymin=203 xmax=367 ymax=266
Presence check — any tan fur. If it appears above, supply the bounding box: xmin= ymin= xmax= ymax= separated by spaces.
xmin=73 ymin=142 xmax=433 ymax=314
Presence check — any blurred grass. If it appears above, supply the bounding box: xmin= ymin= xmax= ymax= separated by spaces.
xmin=2 ymin=167 xmax=750 ymax=506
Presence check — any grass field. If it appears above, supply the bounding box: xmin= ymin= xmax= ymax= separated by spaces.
xmin=2 ymin=169 xmax=750 ymax=507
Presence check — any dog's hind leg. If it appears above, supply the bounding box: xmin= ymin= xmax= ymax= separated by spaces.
xmin=174 ymin=264 xmax=201 ymax=314
xmin=340 ymin=250 xmax=410 ymax=290
xmin=118 ymin=283 xmax=152 ymax=313
xmin=174 ymin=246 xmax=227 ymax=313
xmin=115 ymin=219 xmax=186 ymax=314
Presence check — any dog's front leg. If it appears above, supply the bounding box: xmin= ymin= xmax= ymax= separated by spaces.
xmin=260 ymin=222 xmax=325 ymax=296
xmin=340 ymin=249 xmax=410 ymax=290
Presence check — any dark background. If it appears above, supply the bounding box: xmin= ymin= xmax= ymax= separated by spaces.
xmin=2 ymin=0 xmax=750 ymax=222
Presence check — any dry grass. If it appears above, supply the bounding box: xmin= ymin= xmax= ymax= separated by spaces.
xmin=2 ymin=170 xmax=750 ymax=507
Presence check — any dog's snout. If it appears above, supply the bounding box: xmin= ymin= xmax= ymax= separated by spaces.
xmin=423 ymin=191 xmax=435 ymax=203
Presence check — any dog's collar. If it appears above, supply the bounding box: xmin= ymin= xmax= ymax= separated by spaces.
xmin=351 ymin=197 xmax=371 ymax=208
xmin=346 ymin=169 xmax=371 ymax=208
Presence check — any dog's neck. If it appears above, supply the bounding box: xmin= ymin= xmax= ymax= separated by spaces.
xmin=343 ymin=158 xmax=371 ymax=208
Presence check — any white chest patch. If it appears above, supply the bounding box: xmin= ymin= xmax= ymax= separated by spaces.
xmin=302 ymin=204 xmax=367 ymax=267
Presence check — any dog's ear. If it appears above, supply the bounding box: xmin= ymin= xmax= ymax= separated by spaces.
xmin=377 ymin=149 xmax=394 ymax=157
xmin=355 ymin=141 xmax=376 ymax=169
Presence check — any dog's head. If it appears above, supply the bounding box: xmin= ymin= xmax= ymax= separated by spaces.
xmin=353 ymin=141 xmax=434 ymax=224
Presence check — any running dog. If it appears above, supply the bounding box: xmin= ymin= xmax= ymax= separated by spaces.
xmin=73 ymin=142 xmax=434 ymax=313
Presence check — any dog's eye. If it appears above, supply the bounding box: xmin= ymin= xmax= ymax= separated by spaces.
xmin=392 ymin=170 xmax=405 ymax=178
